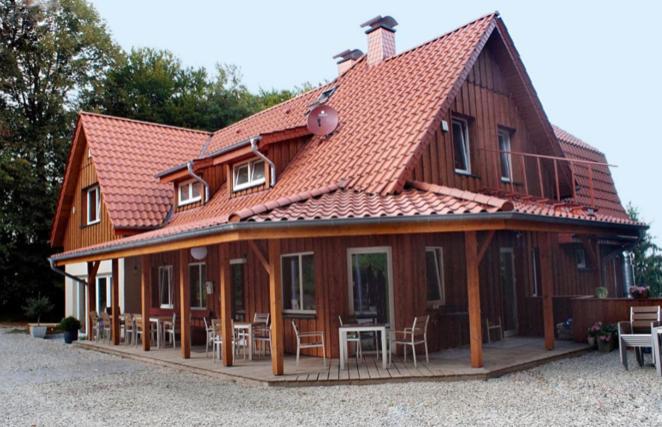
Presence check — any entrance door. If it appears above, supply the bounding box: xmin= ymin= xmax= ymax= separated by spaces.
xmin=347 ymin=247 xmax=394 ymax=326
xmin=499 ymin=248 xmax=518 ymax=336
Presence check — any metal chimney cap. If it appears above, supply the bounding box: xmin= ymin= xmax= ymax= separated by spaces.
xmin=332 ymin=49 xmax=364 ymax=63
xmin=360 ymin=15 xmax=398 ymax=33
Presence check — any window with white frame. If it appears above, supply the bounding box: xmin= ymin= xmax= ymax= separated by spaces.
xmin=425 ymin=247 xmax=446 ymax=306
xmin=576 ymin=247 xmax=587 ymax=269
xmin=282 ymin=253 xmax=315 ymax=313
xmin=233 ymin=158 xmax=265 ymax=191
xmin=189 ymin=262 xmax=207 ymax=309
xmin=531 ymin=248 xmax=540 ymax=296
xmin=498 ymin=128 xmax=513 ymax=182
xmin=158 ymin=266 xmax=173 ymax=308
xmin=86 ymin=185 xmax=100 ymax=225
xmin=178 ymin=179 xmax=202 ymax=206
xmin=452 ymin=117 xmax=471 ymax=174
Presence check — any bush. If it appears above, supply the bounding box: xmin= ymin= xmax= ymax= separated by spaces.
xmin=59 ymin=316 xmax=81 ymax=332
xmin=22 ymin=294 xmax=53 ymax=324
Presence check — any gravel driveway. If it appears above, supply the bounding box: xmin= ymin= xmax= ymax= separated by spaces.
xmin=1 ymin=328 xmax=661 ymax=426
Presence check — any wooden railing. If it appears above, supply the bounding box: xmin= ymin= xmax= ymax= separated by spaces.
xmin=477 ymin=148 xmax=617 ymax=208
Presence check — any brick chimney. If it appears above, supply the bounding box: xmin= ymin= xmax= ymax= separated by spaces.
xmin=333 ymin=49 xmax=363 ymax=76
xmin=360 ymin=15 xmax=398 ymax=67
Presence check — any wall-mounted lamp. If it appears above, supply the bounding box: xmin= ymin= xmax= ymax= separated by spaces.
xmin=190 ymin=246 xmax=208 ymax=260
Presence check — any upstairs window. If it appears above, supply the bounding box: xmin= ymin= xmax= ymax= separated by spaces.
xmin=86 ymin=185 xmax=100 ymax=225
xmin=498 ymin=129 xmax=513 ymax=182
xmin=425 ymin=247 xmax=446 ymax=306
xmin=233 ymin=159 xmax=265 ymax=192
xmin=178 ymin=179 xmax=202 ymax=206
xmin=576 ymin=247 xmax=587 ymax=270
xmin=452 ymin=117 xmax=471 ymax=174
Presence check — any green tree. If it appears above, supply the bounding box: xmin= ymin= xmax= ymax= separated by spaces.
xmin=0 ymin=0 xmax=120 ymax=319
xmin=627 ymin=203 xmax=662 ymax=295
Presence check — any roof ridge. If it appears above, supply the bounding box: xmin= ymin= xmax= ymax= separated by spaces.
xmin=228 ymin=179 xmax=348 ymax=222
xmin=79 ymin=111 xmax=212 ymax=135
xmin=552 ymin=124 xmax=603 ymax=154
xmin=381 ymin=11 xmax=499 ymax=66
xmin=408 ymin=181 xmax=513 ymax=211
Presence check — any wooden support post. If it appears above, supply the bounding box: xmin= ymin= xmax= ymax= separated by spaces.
xmin=465 ymin=231 xmax=483 ymax=368
xmin=179 ymin=249 xmax=191 ymax=359
xmin=218 ymin=244 xmax=233 ymax=366
xmin=111 ymin=259 xmax=120 ymax=345
xmin=140 ymin=255 xmax=151 ymax=351
xmin=539 ymin=233 xmax=555 ymax=350
xmin=268 ymin=239 xmax=284 ymax=375
xmin=86 ymin=261 xmax=99 ymax=338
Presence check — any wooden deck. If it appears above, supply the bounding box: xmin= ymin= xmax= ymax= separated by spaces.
xmin=76 ymin=337 xmax=589 ymax=387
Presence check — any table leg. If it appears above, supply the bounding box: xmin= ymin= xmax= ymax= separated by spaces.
xmin=339 ymin=330 xmax=345 ymax=370
xmin=248 ymin=326 xmax=253 ymax=361
xmin=381 ymin=328 xmax=387 ymax=369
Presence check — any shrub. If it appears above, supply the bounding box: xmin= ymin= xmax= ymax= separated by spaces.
xmin=22 ymin=294 xmax=53 ymax=325
xmin=59 ymin=316 xmax=81 ymax=332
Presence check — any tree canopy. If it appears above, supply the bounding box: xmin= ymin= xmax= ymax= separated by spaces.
xmin=0 ymin=0 xmax=301 ymax=320
xmin=627 ymin=204 xmax=662 ymax=295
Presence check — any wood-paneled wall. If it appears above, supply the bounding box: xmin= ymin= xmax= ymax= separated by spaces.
xmin=62 ymin=135 xmax=118 ymax=251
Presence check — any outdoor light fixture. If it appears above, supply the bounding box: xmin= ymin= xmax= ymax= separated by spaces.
xmin=190 ymin=246 xmax=207 ymax=260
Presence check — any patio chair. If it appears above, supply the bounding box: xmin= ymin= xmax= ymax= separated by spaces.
xmin=338 ymin=316 xmax=362 ymax=360
xmin=253 ymin=313 xmax=271 ymax=357
xmin=652 ymin=326 xmax=662 ymax=377
xmin=390 ymin=315 xmax=430 ymax=368
xmin=618 ymin=306 xmax=662 ymax=370
xmin=203 ymin=317 xmax=215 ymax=357
xmin=163 ymin=313 xmax=178 ymax=348
xmin=291 ymin=320 xmax=326 ymax=367
xmin=485 ymin=318 xmax=503 ymax=344
xmin=100 ymin=311 xmax=112 ymax=343
xmin=232 ymin=319 xmax=250 ymax=360
xmin=89 ymin=311 xmax=100 ymax=341
xmin=122 ymin=313 xmax=134 ymax=345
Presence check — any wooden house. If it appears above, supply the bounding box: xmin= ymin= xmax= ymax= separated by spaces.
xmin=49 ymin=13 xmax=643 ymax=375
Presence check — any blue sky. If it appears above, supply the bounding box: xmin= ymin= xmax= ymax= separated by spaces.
xmin=91 ymin=0 xmax=661 ymax=243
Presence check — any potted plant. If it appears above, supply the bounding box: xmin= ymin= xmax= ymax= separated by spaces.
xmin=23 ymin=294 xmax=53 ymax=338
xmin=629 ymin=285 xmax=650 ymax=299
xmin=597 ymin=323 xmax=617 ymax=352
xmin=59 ymin=316 xmax=81 ymax=344
xmin=594 ymin=287 xmax=608 ymax=299
xmin=587 ymin=321 xmax=602 ymax=348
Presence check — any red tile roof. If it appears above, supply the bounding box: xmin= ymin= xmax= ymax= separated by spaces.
xmin=553 ymin=125 xmax=628 ymax=219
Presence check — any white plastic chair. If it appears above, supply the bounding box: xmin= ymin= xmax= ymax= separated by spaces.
xmin=232 ymin=319 xmax=250 ymax=360
xmin=163 ymin=313 xmax=178 ymax=348
xmin=203 ymin=317 xmax=215 ymax=357
xmin=618 ymin=306 xmax=661 ymax=369
xmin=253 ymin=313 xmax=271 ymax=357
xmin=338 ymin=316 xmax=362 ymax=360
xmin=122 ymin=313 xmax=134 ymax=345
xmin=291 ymin=320 xmax=326 ymax=366
xmin=390 ymin=315 xmax=430 ymax=367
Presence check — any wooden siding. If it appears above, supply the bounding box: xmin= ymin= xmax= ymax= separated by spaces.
xmin=410 ymin=45 xmax=557 ymax=198
xmin=62 ymin=135 xmax=118 ymax=251
xmin=571 ymin=298 xmax=662 ymax=342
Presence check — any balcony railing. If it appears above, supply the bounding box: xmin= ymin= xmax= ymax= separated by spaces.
xmin=477 ymin=148 xmax=616 ymax=209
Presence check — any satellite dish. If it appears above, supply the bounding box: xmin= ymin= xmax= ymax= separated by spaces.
xmin=307 ymin=105 xmax=339 ymax=136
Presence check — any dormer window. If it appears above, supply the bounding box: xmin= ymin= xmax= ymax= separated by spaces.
xmin=86 ymin=185 xmax=100 ymax=225
xmin=233 ymin=159 xmax=265 ymax=192
xmin=178 ymin=179 xmax=202 ymax=206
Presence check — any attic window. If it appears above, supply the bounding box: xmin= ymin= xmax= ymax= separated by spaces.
xmin=452 ymin=117 xmax=471 ymax=174
xmin=233 ymin=159 xmax=265 ymax=192
xmin=86 ymin=185 xmax=100 ymax=225
xmin=178 ymin=179 xmax=202 ymax=206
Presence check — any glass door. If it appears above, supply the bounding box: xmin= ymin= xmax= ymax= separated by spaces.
xmin=347 ymin=247 xmax=394 ymax=326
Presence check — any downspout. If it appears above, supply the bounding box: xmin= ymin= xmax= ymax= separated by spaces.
xmin=186 ymin=161 xmax=210 ymax=203
xmin=48 ymin=257 xmax=87 ymax=286
xmin=250 ymin=136 xmax=276 ymax=187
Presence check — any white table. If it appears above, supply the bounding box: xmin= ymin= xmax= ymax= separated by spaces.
xmin=149 ymin=316 xmax=171 ymax=349
xmin=233 ymin=321 xmax=253 ymax=361
xmin=339 ymin=324 xmax=388 ymax=369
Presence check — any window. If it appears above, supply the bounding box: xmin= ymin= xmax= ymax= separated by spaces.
xmin=86 ymin=186 xmax=100 ymax=225
xmin=531 ymin=248 xmax=541 ymax=296
xmin=158 ymin=266 xmax=173 ymax=308
xmin=233 ymin=159 xmax=265 ymax=191
xmin=282 ymin=253 xmax=315 ymax=313
xmin=96 ymin=275 xmax=111 ymax=314
xmin=178 ymin=180 xmax=202 ymax=206
xmin=230 ymin=259 xmax=246 ymax=319
xmin=425 ymin=247 xmax=446 ymax=306
xmin=452 ymin=117 xmax=471 ymax=174
xmin=189 ymin=263 xmax=207 ymax=309
xmin=498 ymin=129 xmax=513 ymax=182
xmin=576 ymin=247 xmax=587 ymax=269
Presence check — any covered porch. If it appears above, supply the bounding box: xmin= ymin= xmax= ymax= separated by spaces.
xmin=76 ymin=336 xmax=589 ymax=386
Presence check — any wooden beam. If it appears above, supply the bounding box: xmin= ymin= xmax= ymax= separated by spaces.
xmin=179 ymin=249 xmax=191 ymax=359
xmin=268 ymin=239 xmax=284 ymax=375
xmin=477 ymin=230 xmax=496 ymax=263
xmin=539 ymin=233 xmax=555 ymax=350
xmin=140 ymin=255 xmax=151 ymax=351
xmin=111 ymin=259 xmax=120 ymax=345
xmin=465 ymin=231 xmax=483 ymax=368
xmin=218 ymin=244 xmax=233 ymax=366
xmin=86 ymin=261 xmax=99 ymax=338
xmin=248 ymin=240 xmax=270 ymax=274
